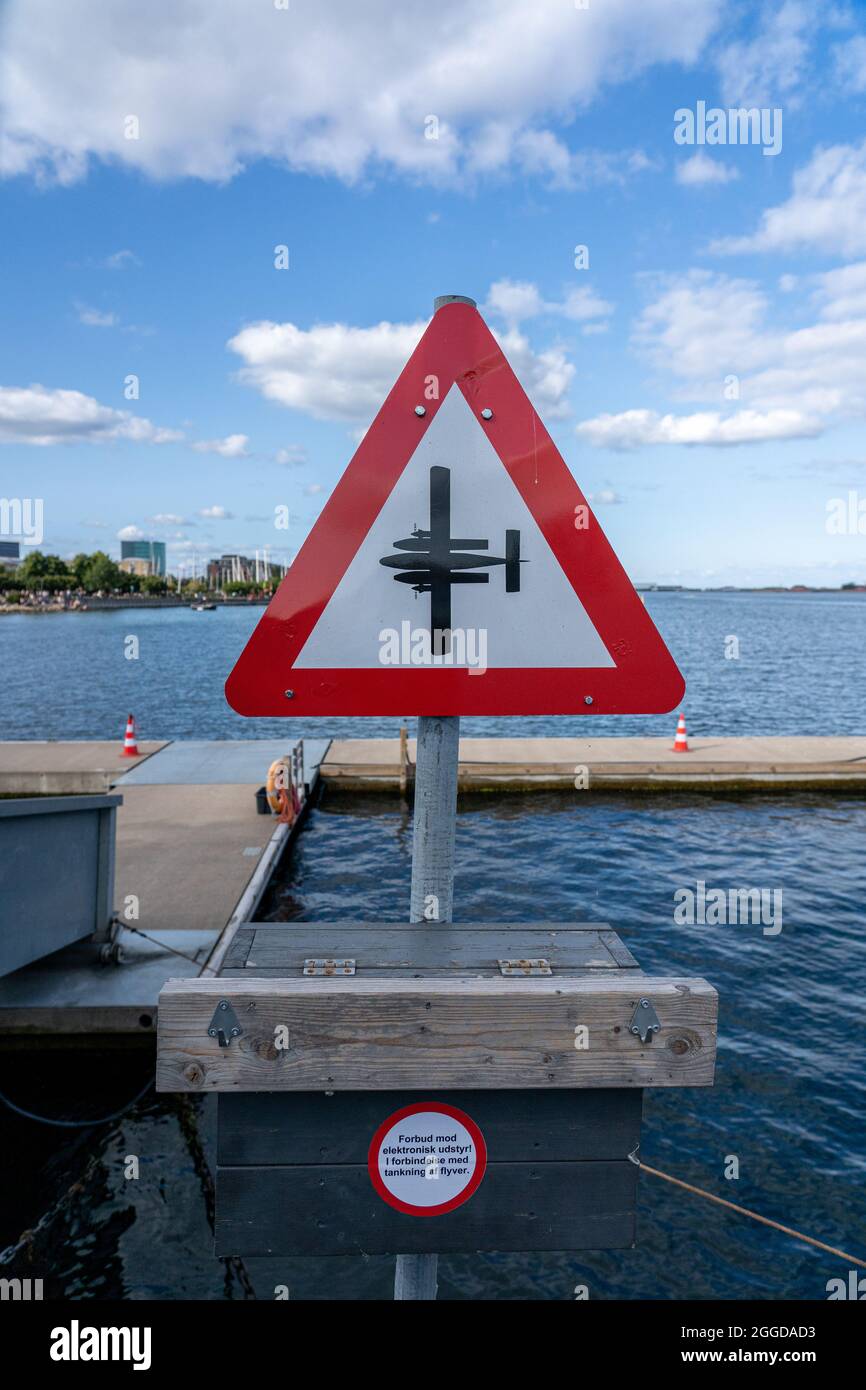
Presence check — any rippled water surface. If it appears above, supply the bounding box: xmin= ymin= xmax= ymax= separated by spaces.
xmin=2 ymin=591 xmax=866 ymax=739
xmin=3 ymin=789 xmax=863 ymax=1300
xmin=1 ymin=593 xmax=864 ymax=1299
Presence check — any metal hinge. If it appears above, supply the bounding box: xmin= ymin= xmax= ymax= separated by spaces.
xmin=303 ymin=958 xmax=356 ymax=976
xmin=497 ymin=958 xmax=553 ymax=977
xmin=208 ymin=999 xmax=242 ymax=1048
xmin=629 ymin=997 xmax=661 ymax=1043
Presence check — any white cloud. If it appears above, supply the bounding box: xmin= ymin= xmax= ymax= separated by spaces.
xmin=834 ymin=34 xmax=866 ymax=93
xmin=304 ymin=483 xmax=324 ymax=496
xmin=484 ymin=278 xmax=612 ymax=326
xmin=634 ymin=266 xmax=866 ymax=424
xmin=499 ymin=328 xmax=574 ymax=417
xmin=713 ymin=140 xmax=866 ymax=257
xmin=192 ymin=433 xmax=250 ymax=457
xmin=576 ymin=407 xmax=821 ymax=449
xmin=587 ymin=488 xmax=623 ymax=504
xmin=198 ymin=505 xmax=234 ymax=520
xmin=117 ymin=524 xmax=144 ymax=540
xmin=675 ymin=152 xmax=739 ymax=186
xmin=0 ymin=0 xmax=718 ymax=187
xmin=104 ymin=248 xmax=139 ymax=270
xmin=149 ymin=513 xmax=189 ymax=525
xmin=560 ymin=285 xmax=613 ymax=322
xmin=632 ymin=271 xmax=770 ymax=381
xmin=229 ymin=311 xmax=576 ymax=423
xmin=230 ymin=319 xmax=426 ymax=423
xmin=0 ymin=384 xmax=183 ymax=445
xmin=274 ymin=445 xmax=307 ymax=466
xmin=715 ymin=1 xmax=814 ymax=108
xmin=77 ymin=303 xmax=118 ymax=327
xmin=484 ymin=280 xmax=546 ymax=325
xmin=580 ymin=261 xmax=866 ymax=447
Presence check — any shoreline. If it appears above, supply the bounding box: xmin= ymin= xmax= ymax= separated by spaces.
xmin=2 ymin=588 xmax=865 ymax=616
xmin=0 ymin=596 xmax=269 ymax=614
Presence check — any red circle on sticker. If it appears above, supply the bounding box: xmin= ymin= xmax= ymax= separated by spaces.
xmin=368 ymin=1102 xmax=487 ymax=1216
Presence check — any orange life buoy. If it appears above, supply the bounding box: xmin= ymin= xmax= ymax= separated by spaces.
xmin=265 ymin=759 xmax=291 ymax=814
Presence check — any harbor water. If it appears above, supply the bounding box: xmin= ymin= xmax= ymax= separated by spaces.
xmin=2 ymin=591 xmax=866 ymax=740
xmin=1 ymin=592 xmax=864 ymax=1298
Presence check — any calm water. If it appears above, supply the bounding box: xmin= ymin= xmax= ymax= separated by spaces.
xmin=1 ymin=593 xmax=864 ymax=1299
xmin=1 ymin=591 xmax=865 ymax=739
xmin=2 ymin=789 xmax=864 ymax=1299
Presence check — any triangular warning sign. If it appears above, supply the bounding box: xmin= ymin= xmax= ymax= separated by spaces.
xmin=226 ymin=298 xmax=684 ymax=716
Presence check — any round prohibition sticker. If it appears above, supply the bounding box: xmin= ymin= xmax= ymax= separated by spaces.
xmin=368 ymin=1102 xmax=487 ymax=1216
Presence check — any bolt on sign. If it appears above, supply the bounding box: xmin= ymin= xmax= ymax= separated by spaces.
xmin=368 ymin=1103 xmax=487 ymax=1216
xmin=225 ymin=298 xmax=684 ymax=716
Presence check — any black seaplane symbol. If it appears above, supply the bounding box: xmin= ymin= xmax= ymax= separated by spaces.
xmin=379 ymin=465 xmax=523 ymax=655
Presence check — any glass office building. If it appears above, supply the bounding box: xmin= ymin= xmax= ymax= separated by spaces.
xmin=120 ymin=539 xmax=166 ymax=576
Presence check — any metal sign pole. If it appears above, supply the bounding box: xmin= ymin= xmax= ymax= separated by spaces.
xmin=395 ymin=712 xmax=461 ymax=1300
xmin=393 ymin=293 xmax=475 ymax=1301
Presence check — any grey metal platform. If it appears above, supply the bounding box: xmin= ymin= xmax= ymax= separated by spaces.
xmin=0 ymin=929 xmax=219 ymax=1035
xmin=116 ymin=739 xmax=331 ymax=785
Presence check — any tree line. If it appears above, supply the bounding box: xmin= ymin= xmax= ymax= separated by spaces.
xmin=0 ymin=550 xmax=273 ymax=597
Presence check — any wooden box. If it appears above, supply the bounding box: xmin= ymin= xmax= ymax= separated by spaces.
xmin=157 ymin=922 xmax=717 ymax=1256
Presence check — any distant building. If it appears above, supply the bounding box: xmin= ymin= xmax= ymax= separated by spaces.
xmin=209 ymin=552 xmax=286 ymax=587
xmin=0 ymin=541 xmax=20 ymax=571
xmin=120 ymin=539 xmax=166 ymax=576
xmin=119 ymin=556 xmax=153 ymax=577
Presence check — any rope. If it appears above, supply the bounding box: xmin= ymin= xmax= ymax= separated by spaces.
xmin=120 ymin=923 xmax=208 ymax=968
xmin=629 ymin=1151 xmax=866 ymax=1268
xmin=0 ymin=1077 xmax=153 ymax=1129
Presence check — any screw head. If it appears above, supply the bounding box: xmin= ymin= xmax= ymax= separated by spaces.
xmin=480 ymin=407 xmax=494 ymax=420
xmin=284 ymin=689 xmax=295 ymax=699
xmin=640 ymin=999 xmax=649 ymax=1008
xmin=584 ymin=695 xmax=593 ymax=706
xmin=414 ymin=405 xmax=426 ymax=417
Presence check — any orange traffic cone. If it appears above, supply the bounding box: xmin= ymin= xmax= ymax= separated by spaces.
xmin=121 ymin=713 xmax=139 ymax=758
xmin=672 ymin=712 xmax=689 ymax=753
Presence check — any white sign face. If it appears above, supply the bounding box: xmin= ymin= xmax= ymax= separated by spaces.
xmin=368 ymin=1103 xmax=487 ymax=1216
xmin=296 ymin=384 xmax=615 ymax=671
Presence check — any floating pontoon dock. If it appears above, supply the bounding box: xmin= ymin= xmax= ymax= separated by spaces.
xmin=0 ymin=739 xmax=329 ymax=1037
xmin=320 ymin=735 xmax=866 ymax=791
xmin=2 ymin=733 xmax=864 ymax=1039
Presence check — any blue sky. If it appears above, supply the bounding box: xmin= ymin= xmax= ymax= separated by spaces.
xmin=3 ymin=0 xmax=866 ymax=585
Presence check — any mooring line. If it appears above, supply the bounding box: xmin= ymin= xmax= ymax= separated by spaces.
xmin=629 ymin=1151 xmax=866 ymax=1268
xmin=0 ymin=1078 xmax=154 ymax=1129
xmin=121 ymin=923 xmax=208 ymax=968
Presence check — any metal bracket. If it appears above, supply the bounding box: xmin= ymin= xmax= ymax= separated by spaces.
xmin=208 ymin=999 xmax=242 ymax=1048
xmin=629 ymin=997 xmax=661 ymax=1043
xmin=497 ymin=958 xmax=553 ymax=977
xmin=97 ymin=915 xmax=126 ymax=966
xmin=303 ymin=958 xmax=356 ymax=976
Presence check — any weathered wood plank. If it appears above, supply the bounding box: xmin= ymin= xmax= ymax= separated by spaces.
xmin=215 ymin=1159 xmax=637 ymax=1255
xmin=218 ymin=964 xmax=642 ymax=978
xmin=221 ymin=929 xmax=254 ymax=971
xmin=237 ymin=924 xmax=632 ymax=974
xmin=598 ymin=929 xmax=640 ymax=968
xmin=218 ymin=1088 xmax=643 ymax=1165
xmin=156 ymin=975 xmax=717 ymax=1091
